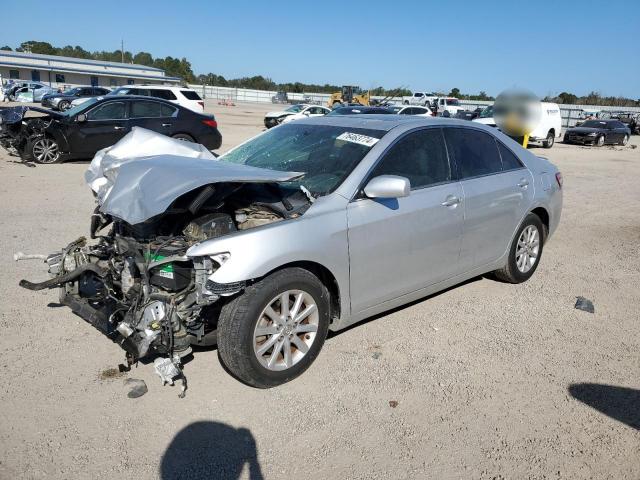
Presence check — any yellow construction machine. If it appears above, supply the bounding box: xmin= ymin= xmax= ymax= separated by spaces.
xmin=327 ymin=86 xmax=370 ymax=109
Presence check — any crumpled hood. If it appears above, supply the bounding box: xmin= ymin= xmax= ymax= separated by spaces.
xmin=86 ymin=127 xmax=303 ymax=225
xmin=567 ymin=127 xmax=604 ymax=134
xmin=0 ymin=105 xmax=63 ymax=124
xmin=265 ymin=110 xmax=294 ymax=118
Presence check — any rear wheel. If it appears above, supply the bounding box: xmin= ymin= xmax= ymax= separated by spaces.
xmin=31 ymin=137 xmax=61 ymax=164
xmin=172 ymin=133 xmax=195 ymax=143
xmin=596 ymin=135 xmax=605 ymax=147
xmin=403 ymin=100 xmax=410 ymax=105
xmin=217 ymin=268 xmax=330 ymax=388
xmin=57 ymin=100 xmax=70 ymax=111
xmin=620 ymin=134 xmax=629 ymax=146
xmin=332 ymin=101 xmax=342 ymax=109
xmin=543 ymin=130 xmax=555 ymax=148
xmin=493 ymin=213 xmax=544 ymax=284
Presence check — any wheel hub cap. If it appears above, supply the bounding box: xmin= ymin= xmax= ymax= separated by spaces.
xmin=515 ymin=225 xmax=540 ymax=273
xmin=253 ymin=289 xmax=319 ymax=371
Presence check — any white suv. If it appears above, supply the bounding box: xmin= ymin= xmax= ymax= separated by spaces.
xmin=71 ymin=85 xmax=205 ymax=113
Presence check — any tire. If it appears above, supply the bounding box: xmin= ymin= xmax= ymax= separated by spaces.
xmin=58 ymin=100 xmax=70 ymax=111
xmin=172 ymin=133 xmax=195 ymax=143
xmin=217 ymin=267 xmax=330 ymax=388
xmin=332 ymin=101 xmax=342 ymax=110
xmin=493 ymin=213 xmax=544 ymax=284
xmin=31 ymin=137 xmax=61 ymax=164
xmin=596 ymin=135 xmax=605 ymax=147
xmin=542 ymin=130 xmax=555 ymax=148
xmin=620 ymin=134 xmax=629 ymax=146
xmin=403 ymin=100 xmax=410 ymax=105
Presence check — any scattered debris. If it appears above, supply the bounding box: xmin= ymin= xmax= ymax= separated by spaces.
xmin=154 ymin=357 xmax=188 ymax=398
xmin=372 ymin=351 xmax=382 ymax=359
xmin=125 ymin=378 xmax=148 ymax=398
xmin=389 ymin=400 xmax=399 ymax=408
xmin=575 ymin=296 xmax=595 ymax=314
xmin=99 ymin=367 xmax=126 ymax=380
xmin=430 ymin=325 xmax=439 ymax=331
xmin=13 ymin=251 xmax=47 ymax=261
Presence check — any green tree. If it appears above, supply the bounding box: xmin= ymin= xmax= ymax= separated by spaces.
xmin=449 ymin=87 xmax=461 ymax=98
xmin=0 ymin=45 xmax=12 ymax=51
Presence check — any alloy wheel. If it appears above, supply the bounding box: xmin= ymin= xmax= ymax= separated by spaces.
xmin=32 ymin=138 xmax=60 ymax=163
xmin=253 ymin=289 xmax=319 ymax=371
xmin=515 ymin=225 xmax=540 ymax=274
xmin=622 ymin=135 xmax=629 ymax=146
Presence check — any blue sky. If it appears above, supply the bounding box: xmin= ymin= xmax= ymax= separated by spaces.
xmin=3 ymin=0 xmax=639 ymax=98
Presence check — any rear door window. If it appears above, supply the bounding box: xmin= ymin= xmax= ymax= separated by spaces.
xmin=180 ymin=90 xmax=202 ymax=100
xmin=444 ymin=128 xmax=503 ymax=179
xmin=130 ymin=101 xmax=164 ymax=118
xmin=369 ymin=128 xmax=451 ymax=189
xmin=151 ymin=89 xmax=178 ymax=100
xmin=86 ymin=101 xmax=126 ymax=120
xmin=496 ymin=142 xmax=524 ymax=171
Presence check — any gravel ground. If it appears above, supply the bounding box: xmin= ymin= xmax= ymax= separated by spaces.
xmin=0 ymin=100 xmax=638 ymax=480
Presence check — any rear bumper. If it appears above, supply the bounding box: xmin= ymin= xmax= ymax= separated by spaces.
xmin=199 ymin=129 xmax=222 ymax=151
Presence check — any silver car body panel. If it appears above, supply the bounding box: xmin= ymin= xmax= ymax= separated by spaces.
xmin=183 ymin=116 xmax=561 ymax=331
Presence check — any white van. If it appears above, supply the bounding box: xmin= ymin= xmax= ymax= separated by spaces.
xmin=474 ymin=102 xmax=562 ymax=148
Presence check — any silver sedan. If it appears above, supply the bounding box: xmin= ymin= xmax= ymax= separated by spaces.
xmin=188 ymin=115 xmax=563 ymax=387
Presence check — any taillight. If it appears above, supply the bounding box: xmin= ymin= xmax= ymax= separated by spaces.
xmin=198 ymin=101 xmax=204 ymax=109
xmin=555 ymin=172 xmax=563 ymax=188
xmin=202 ymin=119 xmax=217 ymax=128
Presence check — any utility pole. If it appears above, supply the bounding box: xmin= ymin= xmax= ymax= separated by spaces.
xmin=121 ymin=39 xmax=124 ymax=63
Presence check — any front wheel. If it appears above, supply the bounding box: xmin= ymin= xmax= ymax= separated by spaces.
xmin=493 ymin=213 xmax=544 ymax=284
xmin=217 ymin=268 xmax=330 ymax=388
xmin=31 ymin=137 xmax=61 ymax=164
xmin=620 ymin=134 xmax=629 ymax=146
xmin=596 ymin=135 xmax=605 ymax=147
xmin=172 ymin=133 xmax=195 ymax=142
xmin=543 ymin=131 xmax=555 ymax=148
xmin=58 ymin=100 xmax=70 ymax=111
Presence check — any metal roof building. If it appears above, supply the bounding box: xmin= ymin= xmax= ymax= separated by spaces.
xmin=0 ymin=50 xmax=181 ymax=88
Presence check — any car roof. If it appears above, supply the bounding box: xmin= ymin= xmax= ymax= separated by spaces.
xmin=296 ymin=114 xmax=488 ymax=131
xmin=89 ymin=94 xmax=182 ymax=106
xmin=122 ymin=84 xmax=194 ymax=90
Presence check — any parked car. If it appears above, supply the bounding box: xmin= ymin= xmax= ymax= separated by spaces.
xmin=455 ymin=107 xmax=484 ymax=121
xmin=402 ymin=91 xmax=438 ymax=107
xmin=263 ymin=104 xmax=318 ymax=128
xmin=280 ymin=105 xmax=331 ymax=124
xmin=41 ymin=86 xmax=110 ymax=111
xmin=563 ymin=119 xmax=631 ymax=146
xmin=20 ymin=115 xmax=562 ymax=388
xmin=3 ymin=81 xmax=52 ymax=101
xmin=610 ymin=112 xmax=639 ymax=134
xmin=0 ymin=95 xmax=221 ymax=163
xmin=474 ymin=102 xmax=561 ymax=148
xmin=387 ymin=105 xmax=433 ymax=116
xmin=327 ymin=106 xmax=395 ymax=115
xmin=70 ymin=85 xmax=206 ymax=113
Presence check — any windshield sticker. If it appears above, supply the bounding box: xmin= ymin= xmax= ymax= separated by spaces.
xmin=337 ymin=132 xmax=380 ymax=147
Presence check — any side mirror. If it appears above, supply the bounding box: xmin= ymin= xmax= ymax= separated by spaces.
xmin=364 ymin=175 xmax=410 ymax=199
xmin=76 ymin=114 xmax=87 ymax=123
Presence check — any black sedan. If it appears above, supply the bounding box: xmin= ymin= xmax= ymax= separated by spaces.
xmin=41 ymin=86 xmax=110 ymax=111
xmin=4 ymin=96 xmax=222 ymax=164
xmin=563 ymin=120 xmax=631 ymax=147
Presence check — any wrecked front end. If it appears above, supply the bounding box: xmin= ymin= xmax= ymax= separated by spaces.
xmin=0 ymin=106 xmax=61 ymax=160
xmin=19 ymin=137 xmax=308 ymax=391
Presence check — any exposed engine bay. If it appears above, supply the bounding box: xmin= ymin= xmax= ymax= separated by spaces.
xmin=0 ymin=106 xmax=59 ymax=160
xmin=18 ymin=129 xmax=310 ymax=394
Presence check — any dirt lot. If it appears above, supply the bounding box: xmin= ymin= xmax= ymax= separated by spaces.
xmin=0 ymin=100 xmax=638 ymax=480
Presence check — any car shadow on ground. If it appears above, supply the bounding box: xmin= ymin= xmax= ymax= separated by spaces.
xmin=568 ymin=383 xmax=640 ymax=430
xmin=160 ymin=421 xmax=264 ymax=480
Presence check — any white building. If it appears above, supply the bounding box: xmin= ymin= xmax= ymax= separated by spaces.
xmin=0 ymin=50 xmax=181 ymax=88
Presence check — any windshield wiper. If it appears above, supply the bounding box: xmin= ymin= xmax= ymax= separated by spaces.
xmin=300 ymin=185 xmax=315 ymax=203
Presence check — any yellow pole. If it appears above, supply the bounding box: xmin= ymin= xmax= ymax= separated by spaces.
xmin=522 ymin=133 xmax=529 ymax=148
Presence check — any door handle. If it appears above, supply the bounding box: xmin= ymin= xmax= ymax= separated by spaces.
xmin=441 ymin=195 xmax=461 ymax=207
xmin=517 ymin=179 xmax=529 ymax=188
xmin=162 ymin=123 xmax=172 ymax=127
xmin=113 ymin=126 xmax=125 ymax=130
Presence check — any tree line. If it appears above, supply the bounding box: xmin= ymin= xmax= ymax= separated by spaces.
xmin=3 ymin=41 xmax=637 ymax=106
